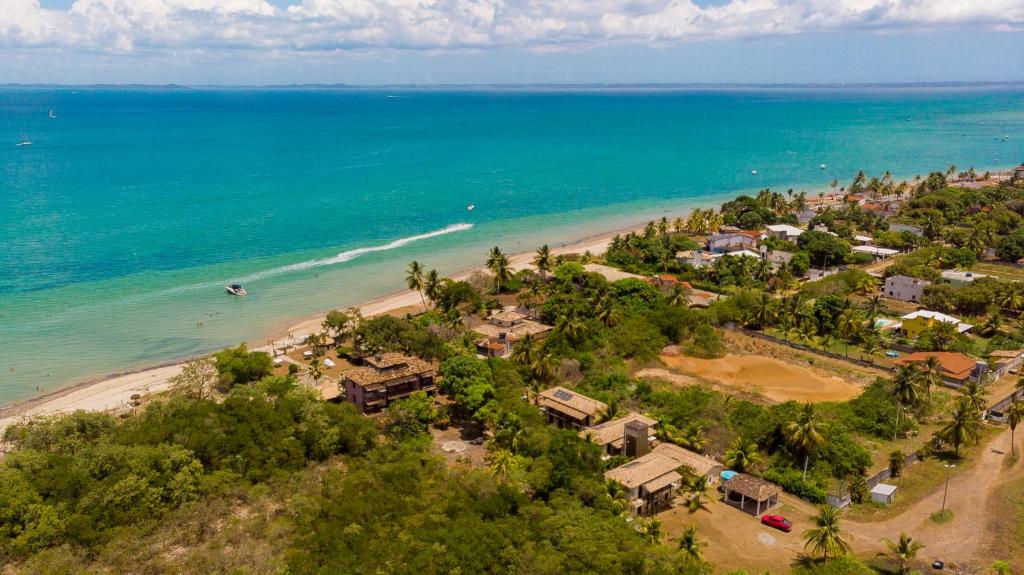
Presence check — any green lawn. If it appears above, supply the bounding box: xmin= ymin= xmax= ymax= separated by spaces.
xmin=987 ymin=474 xmax=1024 ymax=572
xmin=968 ymin=262 xmax=1024 ymax=282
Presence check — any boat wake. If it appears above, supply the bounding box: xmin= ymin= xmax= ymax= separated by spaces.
xmin=236 ymin=222 xmax=474 ymax=283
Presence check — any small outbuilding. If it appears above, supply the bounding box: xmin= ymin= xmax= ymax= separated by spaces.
xmin=870 ymin=483 xmax=898 ymax=505
xmin=722 ymin=473 xmax=782 ymax=515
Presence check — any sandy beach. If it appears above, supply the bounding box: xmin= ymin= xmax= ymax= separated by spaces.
xmin=0 ymin=222 xmax=629 ymax=434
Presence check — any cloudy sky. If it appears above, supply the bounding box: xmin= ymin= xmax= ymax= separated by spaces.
xmin=2 ymin=0 xmax=1024 ymax=84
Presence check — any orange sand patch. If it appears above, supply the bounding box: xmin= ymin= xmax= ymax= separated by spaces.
xmin=659 ymin=354 xmax=862 ymax=403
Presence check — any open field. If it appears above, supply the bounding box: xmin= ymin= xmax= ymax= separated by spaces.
xmin=968 ymin=261 xmax=1024 ymax=282
xmin=658 ymin=353 xmax=864 ymax=403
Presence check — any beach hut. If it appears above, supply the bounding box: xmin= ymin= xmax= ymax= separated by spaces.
xmin=871 ymin=483 xmax=898 ymax=505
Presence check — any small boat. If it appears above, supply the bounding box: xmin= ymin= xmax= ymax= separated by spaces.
xmin=467 ymin=203 xmax=475 ymax=211
xmin=819 ymin=163 xmax=827 ymax=169
xmin=16 ymin=140 xmax=32 ymax=147
xmin=225 ymin=284 xmax=247 ymax=296
xmin=49 ymin=109 xmax=57 ymax=119
xmin=750 ymin=169 xmax=758 ymax=176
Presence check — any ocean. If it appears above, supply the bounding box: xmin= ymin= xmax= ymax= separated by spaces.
xmin=1 ymin=86 xmax=1022 ymax=404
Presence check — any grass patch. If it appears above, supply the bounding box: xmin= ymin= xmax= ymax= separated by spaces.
xmin=930 ymin=509 xmax=954 ymax=524
xmin=843 ymin=426 xmax=1000 ymax=522
xmin=985 ymin=475 xmax=1024 ymax=573
xmin=969 ymin=262 xmax=1024 ymax=282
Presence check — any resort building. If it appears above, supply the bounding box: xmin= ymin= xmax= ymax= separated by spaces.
xmin=940 ymin=270 xmax=988 ymax=288
xmin=471 ymin=308 xmax=552 ymax=358
xmin=538 ymin=386 xmax=607 ymax=429
xmin=852 ymin=245 xmax=900 ymax=260
xmin=899 ymin=310 xmax=973 ymax=340
xmin=765 ymin=224 xmax=804 ymax=242
xmin=722 ymin=473 xmax=782 ymax=516
xmin=604 ymin=443 xmax=723 ymax=516
xmin=895 ymin=351 xmax=982 ymax=386
xmin=707 ymin=232 xmax=759 ymax=253
xmin=582 ymin=412 xmax=659 ymax=455
xmin=343 ymin=352 xmax=437 ymax=413
xmin=883 ymin=275 xmax=929 ymax=303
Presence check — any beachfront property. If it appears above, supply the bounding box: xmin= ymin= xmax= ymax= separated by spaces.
xmin=538 ymin=386 xmax=607 ymax=429
xmin=706 ymin=231 xmax=760 ymax=253
xmin=765 ymin=224 xmax=803 ymax=242
xmin=895 ymin=351 xmax=982 ymax=387
xmin=582 ymin=412 xmax=659 ymax=455
xmin=883 ymin=275 xmax=929 ymax=303
xmin=343 ymin=352 xmax=437 ymax=413
xmin=940 ymin=270 xmax=988 ymax=288
xmin=604 ymin=442 xmax=723 ymax=515
xmin=721 ymin=473 xmax=782 ymax=516
xmin=852 ymin=245 xmax=900 ymax=260
xmin=889 ymin=223 xmax=924 ymax=236
xmin=898 ymin=310 xmax=973 ymax=340
xmin=471 ymin=308 xmax=552 ymax=358
xmin=677 ymin=249 xmax=722 ymax=269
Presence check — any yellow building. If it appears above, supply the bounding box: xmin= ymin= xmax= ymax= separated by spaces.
xmin=899 ymin=311 xmax=972 ymax=340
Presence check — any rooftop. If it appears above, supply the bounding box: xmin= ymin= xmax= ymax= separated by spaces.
xmin=852 ymin=245 xmax=900 ymax=256
xmin=538 ymin=386 xmax=607 ymax=421
xmin=583 ymin=412 xmax=658 ymax=448
xmin=723 ymin=473 xmax=782 ymax=501
xmin=489 ymin=309 xmax=527 ymax=323
xmin=766 ymin=224 xmax=804 ymax=235
xmin=345 ymin=353 xmax=435 ymax=388
xmin=900 ymin=310 xmax=972 ymax=332
xmin=941 ymin=270 xmax=988 ymax=281
xmin=896 ymin=351 xmax=978 ymax=380
xmin=651 ymin=443 xmax=722 ymax=478
xmin=605 ymin=451 xmax=684 ymax=490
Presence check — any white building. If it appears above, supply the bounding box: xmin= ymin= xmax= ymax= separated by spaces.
xmin=941 ymin=270 xmax=988 ymax=288
xmin=852 ymin=245 xmax=900 ymax=260
xmin=765 ymin=224 xmax=804 ymax=242
xmin=884 ymin=275 xmax=929 ymax=303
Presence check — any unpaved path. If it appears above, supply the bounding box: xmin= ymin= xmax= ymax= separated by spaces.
xmin=845 ymin=429 xmax=1021 ymax=566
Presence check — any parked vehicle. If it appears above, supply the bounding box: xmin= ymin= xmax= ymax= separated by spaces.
xmin=760 ymin=514 xmax=793 ymax=532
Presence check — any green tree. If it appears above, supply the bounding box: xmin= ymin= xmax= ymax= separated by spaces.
xmin=406 ymin=260 xmax=427 ymax=310
xmin=677 ymin=526 xmax=705 ymax=561
xmin=786 ymin=403 xmax=826 ymax=480
xmin=384 ymin=391 xmax=438 ymax=439
xmin=533 ymin=244 xmax=553 ymax=279
xmin=168 ymin=358 xmax=218 ymax=401
xmin=936 ymin=398 xmax=982 ymax=457
xmin=724 ymin=437 xmax=763 ymax=472
xmin=1005 ymin=400 xmax=1024 ymax=457
xmin=213 ymin=343 xmax=273 ymax=389
xmin=882 ymin=533 xmax=925 ymax=575
xmin=801 ymin=505 xmax=850 ymax=562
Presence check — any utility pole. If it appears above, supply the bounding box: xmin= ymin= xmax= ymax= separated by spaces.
xmin=940 ymin=463 xmax=956 ymax=514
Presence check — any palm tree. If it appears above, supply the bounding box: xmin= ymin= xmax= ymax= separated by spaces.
xmin=406 ymin=260 xmax=426 ymax=310
xmin=936 ymin=398 xmax=982 ymax=457
xmin=883 ymin=533 xmax=925 ymax=574
xmin=786 ymin=403 xmax=826 ymax=480
xmin=687 ymin=474 xmax=711 ymax=512
xmin=556 ymin=308 xmax=587 ymax=342
xmin=724 ymin=437 xmax=763 ymax=472
xmin=1006 ymin=400 xmax=1024 ymax=457
xmin=598 ymin=398 xmax=624 ymax=423
xmin=533 ymin=245 xmax=553 ymax=279
xmin=641 ymin=518 xmax=663 ymax=544
xmin=424 ymin=269 xmax=442 ymax=307
xmin=861 ymin=337 xmax=881 ymax=363
xmin=918 ymin=356 xmax=943 ymax=402
xmin=487 ymin=448 xmax=519 ymax=482
xmin=678 ymin=422 xmax=707 ymax=453
xmin=891 ymin=365 xmax=923 ymax=407
xmin=801 ymin=505 xmax=850 ymax=562
xmin=959 ymin=380 xmax=987 ymax=414
xmin=677 ymin=526 xmax=705 ymax=561
xmin=510 ymin=333 xmax=535 ymax=366
xmin=667 ymin=283 xmax=691 ymax=308
xmin=864 ymin=295 xmax=884 ymax=324
xmin=307 ymin=357 xmax=323 ymax=386
xmin=528 ymin=353 xmax=559 ymax=402
xmin=486 ymin=247 xmax=512 ymax=293
xmin=753 ymin=292 xmax=775 ymax=330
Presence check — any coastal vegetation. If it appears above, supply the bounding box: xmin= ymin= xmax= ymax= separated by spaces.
xmin=2 ymin=165 xmax=1023 ymax=573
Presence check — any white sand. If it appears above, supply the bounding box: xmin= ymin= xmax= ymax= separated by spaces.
xmin=0 ymin=226 xmax=625 ymax=435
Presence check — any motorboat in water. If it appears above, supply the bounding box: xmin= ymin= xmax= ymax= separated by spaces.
xmin=225 ymin=284 xmax=247 ymax=296
xmin=16 ymin=140 xmax=32 ymax=147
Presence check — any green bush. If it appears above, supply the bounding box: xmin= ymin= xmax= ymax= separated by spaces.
xmin=763 ymin=468 xmax=827 ymax=503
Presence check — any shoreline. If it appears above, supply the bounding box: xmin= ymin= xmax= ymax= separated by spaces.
xmin=0 ymin=216 xmax=647 ymax=431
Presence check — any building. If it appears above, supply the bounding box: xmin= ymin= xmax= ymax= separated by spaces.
xmin=472 ymin=308 xmax=552 ymax=357
xmin=796 ymin=209 xmax=817 ymax=226
xmin=988 ymin=349 xmax=1024 ymax=377
xmin=889 ymin=223 xmax=924 ymax=236
xmin=940 ymin=270 xmax=988 ymax=288
xmin=649 ymin=274 xmax=691 ymax=294
xmin=852 ymin=245 xmax=900 ymax=260
xmin=343 ymin=352 xmax=437 ymax=413
xmin=604 ymin=443 xmax=722 ymax=515
xmin=766 ymin=250 xmax=794 ymax=267
xmin=722 ymin=473 xmax=782 ymax=516
xmin=899 ymin=310 xmax=973 ymax=340
xmin=583 ymin=412 xmax=659 ymax=455
xmin=884 ymin=275 xmax=929 ymax=303
xmin=538 ymin=386 xmax=607 ymax=429
xmin=870 ymin=483 xmax=898 ymax=505
xmin=707 ymin=232 xmax=759 ymax=253
xmin=765 ymin=224 xmax=804 ymax=242
xmin=895 ymin=351 xmax=981 ymax=386
xmin=676 ymin=249 xmax=722 ymax=269
xmin=853 ymin=234 xmax=874 ymax=245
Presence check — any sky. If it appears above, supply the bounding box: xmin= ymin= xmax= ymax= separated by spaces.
xmin=1 ymin=0 xmax=1023 ymax=85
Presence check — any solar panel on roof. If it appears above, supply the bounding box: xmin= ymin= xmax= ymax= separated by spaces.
xmin=553 ymin=389 xmax=573 ymax=401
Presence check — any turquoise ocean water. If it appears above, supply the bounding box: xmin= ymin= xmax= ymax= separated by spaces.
xmin=1 ymin=87 xmax=1022 ymax=404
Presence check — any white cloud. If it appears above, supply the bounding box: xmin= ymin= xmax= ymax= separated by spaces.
xmin=1 ymin=0 xmax=1022 ymax=54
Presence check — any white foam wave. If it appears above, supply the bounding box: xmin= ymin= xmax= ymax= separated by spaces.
xmin=236 ymin=222 xmax=474 ymax=283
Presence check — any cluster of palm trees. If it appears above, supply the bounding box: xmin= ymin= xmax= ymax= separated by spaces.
xmin=405 ymin=260 xmax=444 ymax=310
xmin=485 ymin=247 xmax=514 ymax=293
xmin=752 ymin=290 xmax=888 ymax=360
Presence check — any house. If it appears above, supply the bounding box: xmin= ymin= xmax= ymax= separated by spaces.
xmin=765 ymin=224 xmax=804 ymax=242
xmin=649 ymin=274 xmax=691 ymax=294
xmin=853 ymin=234 xmax=874 ymax=245
xmin=870 ymin=483 xmax=898 ymax=506
xmin=604 ymin=443 xmax=722 ymax=515
xmin=988 ymin=349 xmax=1024 ymax=377
xmin=889 ymin=223 xmax=924 ymax=236
xmin=677 ymin=249 xmax=722 ymax=269
xmin=343 ymin=352 xmax=437 ymax=413
xmin=895 ymin=351 xmax=981 ymax=386
xmin=884 ymin=275 xmax=929 ymax=303
xmin=852 ymin=245 xmax=900 ymax=260
xmin=471 ymin=308 xmax=552 ymax=357
xmin=707 ymin=232 xmax=759 ymax=254
xmin=940 ymin=270 xmax=988 ymax=288
xmin=583 ymin=412 xmax=659 ymax=455
xmin=766 ymin=250 xmax=794 ymax=267
xmin=724 ymin=249 xmax=764 ymax=260
xmin=899 ymin=310 xmax=973 ymax=339
xmin=722 ymin=473 xmax=782 ymax=516
xmin=538 ymin=386 xmax=606 ymax=429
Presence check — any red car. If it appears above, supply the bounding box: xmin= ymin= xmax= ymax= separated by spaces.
xmin=761 ymin=514 xmax=793 ymax=532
